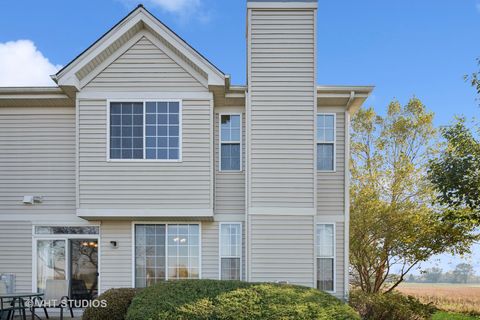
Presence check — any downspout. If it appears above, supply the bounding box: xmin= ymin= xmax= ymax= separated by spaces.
xmin=344 ymin=91 xmax=354 ymax=300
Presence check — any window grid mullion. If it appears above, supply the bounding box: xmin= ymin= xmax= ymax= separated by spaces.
xmin=143 ymin=102 xmax=146 ymax=160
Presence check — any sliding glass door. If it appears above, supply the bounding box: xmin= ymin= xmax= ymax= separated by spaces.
xmin=36 ymin=240 xmax=66 ymax=293
xmin=70 ymin=239 xmax=98 ymax=300
xmin=34 ymin=226 xmax=99 ymax=299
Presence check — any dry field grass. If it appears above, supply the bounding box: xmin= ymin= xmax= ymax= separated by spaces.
xmin=397 ymin=283 xmax=480 ymax=316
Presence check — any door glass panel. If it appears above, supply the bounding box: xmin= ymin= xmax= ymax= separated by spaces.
xmin=37 ymin=240 xmax=66 ymax=293
xmin=70 ymin=239 xmax=98 ymax=300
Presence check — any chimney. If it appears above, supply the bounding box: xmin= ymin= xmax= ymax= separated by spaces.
xmin=246 ymin=0 xmax=317 ymax=211
xmin=245 ymin=0 xmax=318 ymax=285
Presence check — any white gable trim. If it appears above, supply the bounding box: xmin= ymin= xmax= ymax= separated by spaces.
xmin=79 ymin=30 xmax=208 ymax=89
xmin=55 ymin=7 xmax=224 ymax=89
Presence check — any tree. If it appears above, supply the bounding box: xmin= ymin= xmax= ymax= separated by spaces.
xmin=452 ymin=263 xmax=474 ymax=284
xmin=422 ymin=267 xmax=443 ymax=283
xmin=350 ymin=98 xmax=478 ymax=294
xmin=465 ymin=57 xmax=480 ymax=96
xmin=428 ymin=118 xmax=480 ymax=225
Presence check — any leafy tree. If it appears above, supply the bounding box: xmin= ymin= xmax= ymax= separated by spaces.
xmin=452 ymin=263 xmax=475 ymax=284
xmin=421 ymin=267 xmax=443 ymax=283
xmin=428 ymin=118 xmax=480 ymax=224
xmin=465 ymin=57 xmax=480 ymax=96
xmin=350 ymin=98 xmax=478 ymax=294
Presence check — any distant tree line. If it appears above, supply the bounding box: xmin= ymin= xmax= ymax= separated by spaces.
xmin=404 ymin=263 xmax=479 ymax=284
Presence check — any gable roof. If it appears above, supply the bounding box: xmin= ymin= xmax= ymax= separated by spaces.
xmin=52 ymin=5 xmax=226 ymax=90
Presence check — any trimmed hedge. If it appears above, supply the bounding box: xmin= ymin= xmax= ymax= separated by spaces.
xmin=349 ymin=290 xmax=436 ymax=320
xmin=82 ymin=288 xmax=141 ymax=320
xmin=126 ymin=279 xmax=359 ymax=320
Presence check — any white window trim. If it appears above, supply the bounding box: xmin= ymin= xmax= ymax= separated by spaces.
xmin=106 ymin=99 xmax=183 ymax=162
xmin=218 ymin=113 xmax=242 ymax=172
xmin=131 ymin=221 xmax=202 ymax=287
xmin=31 ymin=224 xmax=101 ymax=294
xmin=317 ymin=113 xmax=336 ymax=172
xmin=315 ymin=222 xmax=336 ymax=294
xmin=218 ymin=222 xmax=242 ymax=281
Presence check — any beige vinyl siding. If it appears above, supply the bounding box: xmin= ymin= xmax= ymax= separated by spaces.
xmin=249 ymin=215 xmax=314 ymax=287
xmin=0 ymin=221 xmax=32 ymax=292
xmin=334 ymin=222 xmax=345 ymax=299
xmin=317 ymin=112 xmax=345 ymax=215
xmin=78 ymin=99 xmax=212 ymax=209
xmin=84 ymin=36 xmax=206 ymax=92
xmin=248 ymin=9 xmax=315 ymax=208
xmin=0 ymin=106 xmax=75 ymax=217
xmin=201 ymin=221 xmax=219 ymax=279
xmin=100 ymin=221 xmax=132 ymax=292
xmin=214 ymin=112 xmax=245 ymax=214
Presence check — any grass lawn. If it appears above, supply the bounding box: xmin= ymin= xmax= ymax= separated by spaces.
xmin=432 ymin=311 xmax=480 ymax=320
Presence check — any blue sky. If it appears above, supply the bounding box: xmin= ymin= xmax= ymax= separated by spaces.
xmin=0 ymin=0 xmax=479 ymax=274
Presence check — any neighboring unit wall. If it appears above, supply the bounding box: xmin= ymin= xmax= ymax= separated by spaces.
xmin=0 ymin=221 xmax=32 ymax=292
xmin=249 ymin=215 xmax=314 ymax=287
xmin=0 ymin=106 xmax=77 ymax=221
xmin=77 ymin=99 xmax=213 ymax=210
xmin=214 ymin=110 xmax=245 ymax=215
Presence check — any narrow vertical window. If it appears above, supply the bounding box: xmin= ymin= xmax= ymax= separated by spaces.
xmin=316 ymin=224 xmax=335 ymax=292
xmin=317 ymin=114 xmax=335 ymax=171
xmin=220 ymin=223 xmax=241 ymax=280
xmin=220 ymin=114 xmax=241 ymax=171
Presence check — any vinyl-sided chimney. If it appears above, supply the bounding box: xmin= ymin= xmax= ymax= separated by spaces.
xmin=247 ymin=0 xmax=317 ymax=213
xmin=246 ymin=0 xmax=318 ymax=285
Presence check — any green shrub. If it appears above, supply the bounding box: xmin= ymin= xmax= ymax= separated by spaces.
xmin=126 ymin=279 xmax=359 ymax=320
xmin=82 ymin=288 xmax=141 ymax=320
xmin=349 ymin=290 xmax=436 ymax=320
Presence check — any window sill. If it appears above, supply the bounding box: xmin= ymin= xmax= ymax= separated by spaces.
xmin=107 ymin=159 xmax=183 ymax=163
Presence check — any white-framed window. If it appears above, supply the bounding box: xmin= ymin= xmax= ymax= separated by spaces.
xmin=134 ymin=223 xmax=200 ymax=288
xmin=219 ymin=114 xmax=241 ymax=171
xmin=316 ymin=223 xmax=335 ymax=292
xmin=317 ymin=114 xmax=335 ymax=171
xmin=219 ymin=223 xmax=242 ymax=280
xmin=108 ymin=101 xmax=182 ymax=161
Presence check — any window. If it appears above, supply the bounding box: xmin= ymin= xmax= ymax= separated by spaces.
xmin=317 ymin=114 xmax=335 ymax=171
xmin=134 ymin=224 xmax=199 ymax=288
xmin=316 ymin=224 xmax=335 ymax=292
xmin=220 ymin=114 xmax=241 ymax=171
xmin=109 ymin=101 xmax=181 ymax=160
xmin=35 ymin=226 xmax=99 ymax=235
xmin=219 ymin=223 xmax=241 ymax=280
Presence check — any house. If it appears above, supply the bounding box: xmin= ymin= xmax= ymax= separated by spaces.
xmin=0 ymin=0 xmax=372 ymax=301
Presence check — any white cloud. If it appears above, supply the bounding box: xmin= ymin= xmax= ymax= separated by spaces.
xmin=119 ymin=0 xmax=210 ymax=23
xmin=147 ymin=0 xmax=201 ymax=13
xmin=0 ymin=40 xmax=61 ymax=87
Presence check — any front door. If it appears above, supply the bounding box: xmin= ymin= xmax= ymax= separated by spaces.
xmin=70 ymin=239 xmax=98 ymax=300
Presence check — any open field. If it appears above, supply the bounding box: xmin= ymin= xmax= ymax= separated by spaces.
xmin=397 ymin=283 xmax=480 ymax=316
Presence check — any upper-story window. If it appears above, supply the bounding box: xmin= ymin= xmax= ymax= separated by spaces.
xmin=220 ymin=114 xmax=241 ymax=171
xmin=109 ymin=101 xmax=181 ymax=161
xmin=317 ymin=114 xmax=335 ymax=171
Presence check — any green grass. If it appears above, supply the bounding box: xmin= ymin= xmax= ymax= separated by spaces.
xmin=432 ymin=311 xmax=480 ymax=320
